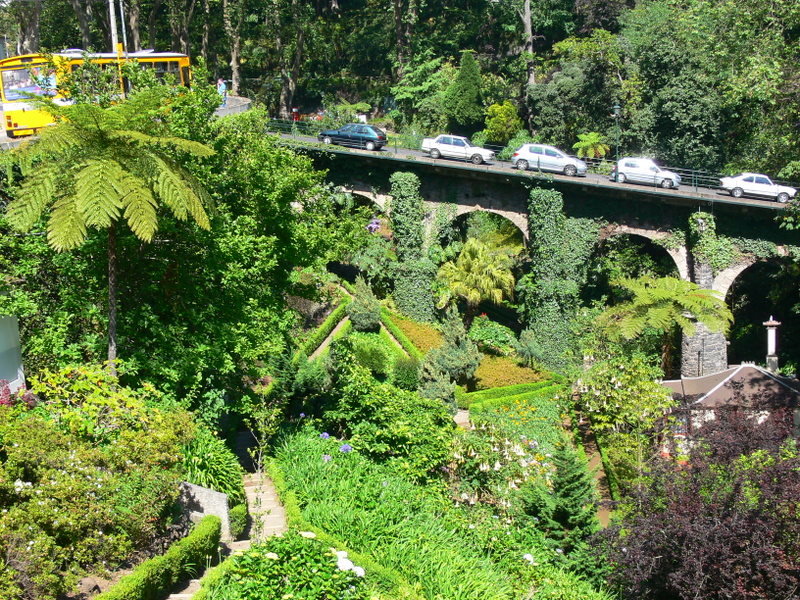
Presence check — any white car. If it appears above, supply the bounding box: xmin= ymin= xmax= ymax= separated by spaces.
xmin=719 ymin=173 xmax=796 ymax=203
xmin=611 ymin=157 xmax=681 ymax=189
xmin=511 ymin=144 xmax=587 ymax=176
xmin=421 ymin=135 xmax=495 ymax=164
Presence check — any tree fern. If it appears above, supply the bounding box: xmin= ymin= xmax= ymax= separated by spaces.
xmin=4 ymin=87 xmax=214 ymax=370
xmin=596 ymin=276 xmax=733 ymax=341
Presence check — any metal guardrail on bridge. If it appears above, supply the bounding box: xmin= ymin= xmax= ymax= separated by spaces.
xmin=265 ymin=118 xmax=799 ymax=196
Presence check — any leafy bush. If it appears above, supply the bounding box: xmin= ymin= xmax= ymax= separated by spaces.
xmin=0 ymin=365 xmax=193 ymax=600
xmin=482 ymin=100 xmax=523 ymax=145
xmin=183 ymin=425 xmax=246 ymax=506
xmin=350 ymin=331 xmax=393 ymax=378
xmin=380 ymin=310 xmax=425 ymax=360
xmin=425 ymin=310 xmax=480 ymax=383
xmin=326 ymin=340 xmax=453 ymax=480
xmin=347 ymin=277 xmax=382 ymax=332
xmin=393 ymin=259 xmax=437 ymax=322
xmin=205 ymin=529 xmax=369 ymax=599
xmin=497 ymin=129 xmax=539 ymax=161
xmin=474 ymin=355 xmax=544 ymax=390
xmin=229 ymin=504 xmax=248 ymax=540
xmin=458 ymin=380 xmax=552 ymax=408
xmin=96 ymin=515 xmax=221 ymax=600
xmin=468 ymin=315 xmax=517 ymax=355
xmin=392 ymin=355 xmax=420 ymax=390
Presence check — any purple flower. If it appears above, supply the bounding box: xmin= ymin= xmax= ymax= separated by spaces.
xmin=366 ymin=218 xmax=380 ymax=233
xmin=322 ymin=454 xmax=332 ymax=462
xmin=320 ymin=432 xmax=330 ymax=439
xmin=299 ymin=412 xmax=306 ymax=418
xmin=339 ymin=444 xmax=353 ymax=453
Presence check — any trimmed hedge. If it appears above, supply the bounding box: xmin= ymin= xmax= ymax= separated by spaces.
xmin=96 ymin=515 xmax=221 ymax=600
xmin=380 ymin=309 xmax=424 ymax=360
xmin=458 ymin=381 xmax=554 ymax=408
xmin=294 ymin=295 xmax=352 ymax=361
xmin=468 ymin=384 xmax=565 ymax=416
xmin=195 ymin=463 xmax=422 ymax=600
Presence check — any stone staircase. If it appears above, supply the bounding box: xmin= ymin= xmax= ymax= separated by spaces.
xmin=167 ymin=437 xmax=287 ymax=599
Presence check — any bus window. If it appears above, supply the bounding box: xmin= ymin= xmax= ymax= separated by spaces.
xmin=181 ymin=66 xmax=190 ymax=87
xmin=1 ymin=66 xmax=53 ymax=101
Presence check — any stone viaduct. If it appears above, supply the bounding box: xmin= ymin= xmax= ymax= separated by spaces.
xmin=305 ymin=147 xmax=800 ymax=378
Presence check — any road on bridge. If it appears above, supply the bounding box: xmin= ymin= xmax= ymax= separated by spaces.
xmin=275 ymin=131 xmax=786 ymax=213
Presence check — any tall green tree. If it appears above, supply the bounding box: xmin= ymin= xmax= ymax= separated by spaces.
xmin=444 ymin=50 xmax=483 ymax=134
xmin=4 ymin=90 xmax=214 ymax=374
xmin=436 ymin=237 xmax=514 ymax=327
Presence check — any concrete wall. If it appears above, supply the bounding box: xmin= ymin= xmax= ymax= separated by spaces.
xmin=179 ymin=481 xmax=232 ymax=542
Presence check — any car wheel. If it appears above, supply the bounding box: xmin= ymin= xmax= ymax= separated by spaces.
xmin=430 ymin=149 xmax=441 ymax=159
xmin=660 ymin=178 xmax=672 ymax=189
xmin=564 ymin=164 xmax=577 ymax=177
xmin=777 ymin=192 xmax=790 ymax=203
xmin=323 ymin=136 xmax=332 ymax=145
xmin=365 ymin=141 xmax=376 ymax=151
xmin=731 ymin=187 xmax=743 ymax=198
xmin=617 ymin=172 xmax=627 ymax=184
xmin=517 ymin=159 xmax=529 ymax=171
xmin=471 ymin=154 xmax=483 ymax=165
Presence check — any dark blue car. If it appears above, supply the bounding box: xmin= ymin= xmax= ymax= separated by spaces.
xmin=318 ymin=123 xmax=387 ymax=151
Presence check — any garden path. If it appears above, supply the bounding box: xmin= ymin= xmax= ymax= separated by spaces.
xmin=454 ymin=409 xmax=471 ymax=429
xmin=576 ymin=423 xmax=612 ymax=527
xmin=308 ymin=316 xmax=351 ymax=361
xmin=166 ymin=442 xmax=288 ymax=599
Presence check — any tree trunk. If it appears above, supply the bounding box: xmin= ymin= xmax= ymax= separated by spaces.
xmin=521 ymin=0 xmax=535 ymax=88
xmin=68 ymin=0 xmax=92 ymax=48
xmin=127 ymin=0 xmax=142 ymax=50
xmin=201 ymin=0 xmax=210 ymax=61
xmin=148 ymin=0 xmax=162 ymax=48
xmin=279 ymin=26 xmax=304 ymax=116
xmin=107 ymin=223 xmax=118 ymax=377
xmin=15 ymin=0 xmax=43 ymax=54
xmin=223 ymin=0 xmax=242 ymax=94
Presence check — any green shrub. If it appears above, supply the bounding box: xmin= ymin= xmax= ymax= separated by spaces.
xmin=468 ymin=315 xmax=517 ymax=355
xmin=469 ymin=384 xmax=563 ymax=416
xmin=425 ymin=310 xmax=480 ymax=383
xmin=183 ymin=426 xmax=246 ymax=506
xmin=204 ymin=529 xmax=369 ymax=599
xmin=458 ymin=380 xmax=551 ymax=408
xmin=96 ymin=516 xmax=220 ymax=600
xmin=229 ymin=504 xmax=248 ymax=541
xmin=0 ymin=366 xmax=193 ymax=600
xmin=350 ymin=331 xmax=393 ymax=378
xmin=392 ymin=259 xmax=437 ymax=322
xmin=347 ymin=277 xmax=382 ymax=332
xmin=392 ymin=355 xmax=420 ymax=390
xmin=417 ymin=360 xmax=456 ymax=412
xmin=292 ymin=355 xmax=331 ymax=398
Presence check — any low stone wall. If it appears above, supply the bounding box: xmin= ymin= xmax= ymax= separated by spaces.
xmin=214 ymin=96 xmax=252 ymax=117
xmin=180 ymin=481 xmax=232 ymax=542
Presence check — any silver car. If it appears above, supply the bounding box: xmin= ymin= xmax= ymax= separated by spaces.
xmin=611 ymin=157 xmax=681 ymax=189
xmin=719 ymin=173 xmax=796 ymax=203
xmin=511 ymin=144 xmax=587 ymax=177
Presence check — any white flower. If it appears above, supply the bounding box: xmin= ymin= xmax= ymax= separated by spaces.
xmin=265 ymin=552 xmax=279 ymax=560
xmin=493 ymin=461 xmax=502 ymax=471
xmin=479 ymin=462 xmax=490 ymax=472
xmin=352 ymin=566 xmax=365 ymax=577
xmin=522 ymin=553 xmax=534 ymax=564
xmin=336 ymin=550 xmax=349 ymax=559
xmin=299 ymin=531 xmax=317 ymax=539
xmin=337 ymin=557 xmax=354 ymax=571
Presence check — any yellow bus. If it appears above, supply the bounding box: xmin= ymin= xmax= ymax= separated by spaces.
xmin=0 ymin=49 xmax=191 ymax=138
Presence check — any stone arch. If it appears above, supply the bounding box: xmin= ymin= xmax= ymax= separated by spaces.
xmin=599 ymin=224 xmax=690 ymax=281
xmin=447 ymin=203 xmax=529 ymax=241
xmin=713 ymin=246 xmax=791 ymax=298
xmin=337 ymin=182 xmax=392 ymax=212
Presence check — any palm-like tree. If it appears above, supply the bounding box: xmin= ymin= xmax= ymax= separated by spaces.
xmin=572 ymin=132 xmax=610 ymax=159
xmin=437 ymin=238 xmax=515 ymax=326
xmin=5 ymin=90 xmax=214 ymax=373
xmin=596 ymin=276 xmax=733 ymax=341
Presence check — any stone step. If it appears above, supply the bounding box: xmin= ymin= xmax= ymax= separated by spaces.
xmin=167 ymin=578 xmax=202 ymax=600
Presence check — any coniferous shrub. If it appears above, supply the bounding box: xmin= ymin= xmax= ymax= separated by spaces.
xmin=350 ymin=332 xmax=392 ymax=378
xmin=347 ymin=277 xmax=382 ymax=332
xmin=426 ymin=310 xmax=481 ymax=382
xmin=392 ymin=355 xmax=421 ymax=391
xmin=444 ymin=50 xmax=484 ymax=133
xmin=417 ymin=360 xmax=456 ymax=413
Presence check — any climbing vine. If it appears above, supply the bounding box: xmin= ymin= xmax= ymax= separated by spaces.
xmin=517 ymin=188 xmax=600 ymax=371
xmin=688 ymin=212 xmax=739 ymax=274
xmin=653 ymin=229 xmax=686 ymax=252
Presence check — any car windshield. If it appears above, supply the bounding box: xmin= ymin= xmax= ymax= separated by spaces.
xmin=463 ymin=138 xmax=474 ymax=147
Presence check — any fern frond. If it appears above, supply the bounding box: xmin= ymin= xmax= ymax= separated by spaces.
xmin=6 ymin=167 xmax=58 ymax=231
xmin=48 ymin=196 xmax=87 ymax=251
xmin=112 ymin=130 xmax=214 ymax=157
xmin=118 ymin=173 xmax=158 ymax=242
xmin=74 ymin=159 xmax=125 ymax=228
